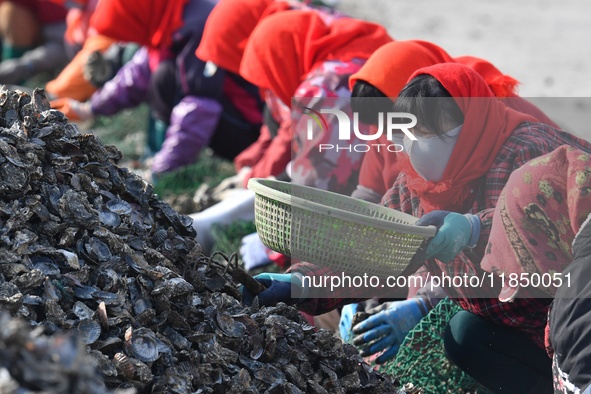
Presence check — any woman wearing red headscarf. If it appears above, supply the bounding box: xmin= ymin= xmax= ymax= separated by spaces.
xmin=353 ymin=64 xmax=591 ymax=392
xmin=243 ymin=63 xmax=591 ymax=393
xmin=53 ymin=0 xmax=264 ymax=175
xmin=348 ymin=40 xmax=560 ymax=203
xmin=340 ymin=41 xmax=565 ymax=350
xmin=239 ymin=9 xmax=392 ymax=194
xmin=196 ymin=0 xmax=345 ymax=195
xmin=190 ymin=0 xmax=345 ymax=264
xmin=476 ymin=145 xmax=591 ymax=393
xmin=339 ymin=42 xmax=576 ymax=371
xmin=45 ymin=0 xmax=121 ymax=101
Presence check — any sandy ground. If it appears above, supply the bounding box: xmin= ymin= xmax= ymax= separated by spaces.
xmin=337 ymin=0 xmax=591 ymax=141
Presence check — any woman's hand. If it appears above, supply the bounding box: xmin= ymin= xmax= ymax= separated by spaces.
xmin=241 ymin=273 xmax=305 ymax=306
xmin=416 ymin=210 xmax=481 ymax=262
xmin=212 ymin=167 xmax=251 ymax=200
xmin=51 ymin=98 xmax=94 ymax=121
xmin=352 ymin=298 xmax=427 ymax=363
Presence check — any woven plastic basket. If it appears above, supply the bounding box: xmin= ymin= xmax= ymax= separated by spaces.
xmin=247 ymin=179 xmax=437 ymax=277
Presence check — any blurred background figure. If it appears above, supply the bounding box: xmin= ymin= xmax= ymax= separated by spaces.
xmin=197 ymin=0 xmax=345 ymax=199
xmin=45 ymin=0 xmax=139 ymax=101
xmin=52 ymin=0 xmax=264 ymax=177
xmin=0 ymin=0 xmax=68 ymax=84
xmin=192 ymin=0 xmax=346 ymax=262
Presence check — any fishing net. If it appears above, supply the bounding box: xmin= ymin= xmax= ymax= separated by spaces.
xmin=383 ymin=297 xmax=493 ymax=394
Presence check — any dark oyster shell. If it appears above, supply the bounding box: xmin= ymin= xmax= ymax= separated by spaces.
xmin=0 ymin=88 xmax=403 ymax=394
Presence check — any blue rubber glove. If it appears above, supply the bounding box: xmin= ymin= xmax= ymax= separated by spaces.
xmin=352 ymin=298 xmax=427 ymax=364
xmin=241 ymin=273 xmax=305 ymax=307
xmin=416 ymin=210 xmax=481 ymax=263
xmin=339 ymin=303 xmax=358 ymax=342
xmin=240 ymin=232 xmax=273 ymax=271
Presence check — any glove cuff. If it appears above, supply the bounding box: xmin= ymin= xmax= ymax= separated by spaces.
xmin=464 ymin=214 xmax=481 ymax=249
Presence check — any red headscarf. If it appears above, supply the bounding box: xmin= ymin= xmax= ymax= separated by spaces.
xmin=456 ymin=55 xmax=559 ymax=128
xmin=349 ymin=41 xmax=524 ymax=100
xmin=90 ymin=0 xmax=188 ymax=49
xmin=454 ymin=56 xmax=519 ymax=98
xmin=397 ymin=63 xmax=538 ymax=212
xmin=481 ymin=145 xmax=591 ymax=298
xmin=349 ymin=40 xmax=455 ymax=97
xmin=195 ymin=0 xmax=292 ymax=74
xmin=240 ymin=10 xmax=393 ymax=105
xmin=350 ymin=41 xmax=550 ymax=197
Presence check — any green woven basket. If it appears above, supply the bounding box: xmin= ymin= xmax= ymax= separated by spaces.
xmin=247 ymin=179 xmax=437 ymax=277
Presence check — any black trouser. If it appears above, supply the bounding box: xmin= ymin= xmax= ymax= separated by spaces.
xmin=444 ymin=310 xmax=552 ymax=394
xmin=147 ymin=38 xmax=260 ymax=161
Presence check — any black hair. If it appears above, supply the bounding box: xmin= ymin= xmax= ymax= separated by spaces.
xmin=392 ymin=74 xmax=464 ymax=136
xmin=350 ymin=80 xmax=392 ymax=126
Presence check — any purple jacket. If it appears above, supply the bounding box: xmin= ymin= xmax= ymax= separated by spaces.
xmin=90 ymin=47 xmax=154 ymax=116
xmin=151 ymin=96 xmax=222 ymax=173
xmin=89 ymin=48 xmax=224 ymax=174
xmin=88 ymin=0 xmax=261 ymax=174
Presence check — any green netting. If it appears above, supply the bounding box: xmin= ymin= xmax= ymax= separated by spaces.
xmin=383 ymin=298 xmax=493 ymax=394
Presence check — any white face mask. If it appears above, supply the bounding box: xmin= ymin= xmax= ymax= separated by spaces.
xmin=393 ymin=124 xmax=463 ymax=181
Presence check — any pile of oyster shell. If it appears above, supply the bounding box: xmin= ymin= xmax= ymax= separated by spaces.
xmin=0 ymin=311 xmax=132 ymax=394
xmin=0 ymin=87 xmax=406 ymax=393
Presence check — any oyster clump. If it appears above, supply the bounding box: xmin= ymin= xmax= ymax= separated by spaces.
xmin=0 ymin=87 xmax=405 ymax=393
